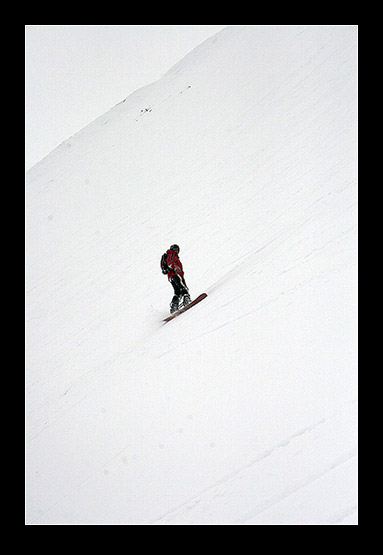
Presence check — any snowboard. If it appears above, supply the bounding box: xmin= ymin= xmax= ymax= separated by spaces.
xmin=163 ymin=293 xmax=207 ymax=323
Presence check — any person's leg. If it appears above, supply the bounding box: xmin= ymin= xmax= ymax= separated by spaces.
xmin=170 ymin=276 xmax=183 ymax=312
xmin=170 ymin=275 xmax=191 ymax=312
xmin=180 ymin=276 xmax=191 ymax=305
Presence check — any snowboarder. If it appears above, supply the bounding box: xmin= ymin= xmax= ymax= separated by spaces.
xmin=162 ymin=244 xmax=191 ymax=313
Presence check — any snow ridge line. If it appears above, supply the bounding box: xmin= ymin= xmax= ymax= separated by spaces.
xmin=150 ymin=415 xmax=330 ymax=524
xmin=239 ymin=448 xmax=356 ymax=524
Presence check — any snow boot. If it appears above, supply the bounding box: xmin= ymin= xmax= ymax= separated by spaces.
xmin=183 ymin=294 xmax=191 ymax=307
xmin=170 ymin=297 xmax=180 ymax=314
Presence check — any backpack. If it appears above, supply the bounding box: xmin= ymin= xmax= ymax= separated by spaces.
xmin=160 ymin=252 xmax=170 ymax=275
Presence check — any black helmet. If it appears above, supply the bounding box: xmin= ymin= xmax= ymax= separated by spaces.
xmin=170 ymin=244 xmax=180 ymax=254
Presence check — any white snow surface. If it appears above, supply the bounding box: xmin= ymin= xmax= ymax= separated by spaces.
xmin=25 ymin=26 xmax=358 ymax=525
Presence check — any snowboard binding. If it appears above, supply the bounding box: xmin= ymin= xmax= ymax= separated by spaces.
xmin=170 ymin=293 xmax=191 ymax=314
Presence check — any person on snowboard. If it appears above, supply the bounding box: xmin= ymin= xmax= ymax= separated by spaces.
xmin=163 ymin=244 xmax=191 ymax=313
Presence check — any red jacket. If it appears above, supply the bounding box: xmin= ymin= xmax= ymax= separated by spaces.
xmin=166 ymin=249 xmax=184 ymax=279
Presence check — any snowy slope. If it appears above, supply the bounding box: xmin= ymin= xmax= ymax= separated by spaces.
xmin=25 ymin=25 xmax=358 ymax=524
